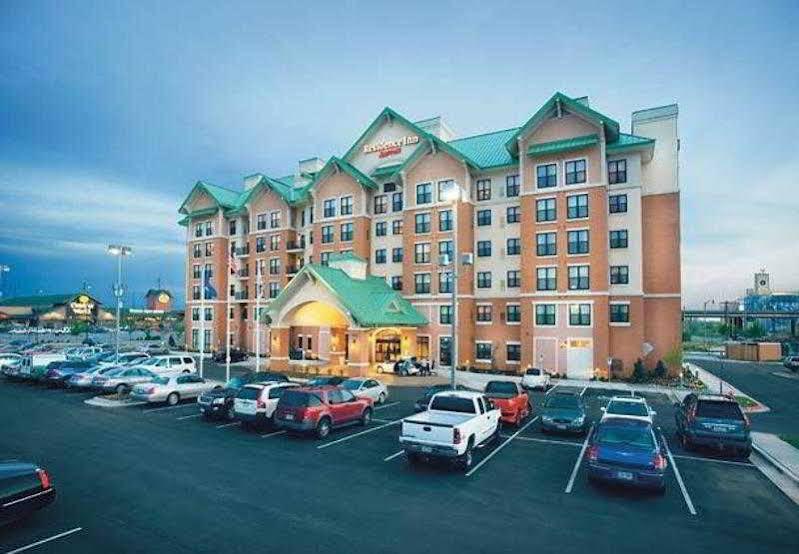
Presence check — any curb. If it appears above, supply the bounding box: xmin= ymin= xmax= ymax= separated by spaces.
xmin=752 ymin=443 xmax=799 ymax=485
xmin=84 ymin=396 xmax=147 ymax=408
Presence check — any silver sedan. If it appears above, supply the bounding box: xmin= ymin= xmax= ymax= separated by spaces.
xmin=130 ymin=374 xmax=221 ymax=405
xmin=93 ymin=367 xmax=159 ymax=395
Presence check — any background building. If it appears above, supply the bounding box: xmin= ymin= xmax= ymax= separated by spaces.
xmin=178 ymin=92 xmax=682 ymax=377
xmin=0 ymin=292 xmax=114 ymax=327
xmin=145 ymin=289 xmax=174 ymax=312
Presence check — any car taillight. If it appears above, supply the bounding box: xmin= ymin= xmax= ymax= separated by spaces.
xmin=587 ymin=445 xmax=599 ymax=462
xmin=453 ymin=428 xmax=462 ymax=445
xmin=147 ymin=387 xmax=156 ymax=394
xmin=37 ymin=468 xmax=51 ymax=489
xmin=256 ymin=399 xmax=266 ymax=409
xmin=653 ymin=453 xmax=667 ymax=470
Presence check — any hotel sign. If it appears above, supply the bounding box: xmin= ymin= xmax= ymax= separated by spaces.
xmin=363 ymin=135 xmax=419 ymax=158
xmin=69 ymin=295 xmax=95 ymax=319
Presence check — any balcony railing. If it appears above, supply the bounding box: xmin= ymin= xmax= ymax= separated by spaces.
xmin=286 ymin=240 xmax=306 ymax=251
xmin=237 ymin=268 xmax=250 ymax=278
xmin=235 ymin=246 xmax=250 ymax=256
xmin=234 ymin=291 xmax=249 ymax=300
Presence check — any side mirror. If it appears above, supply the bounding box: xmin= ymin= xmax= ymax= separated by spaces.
xmin=650 ymin=410 xmax=657 ymax=416
xmin=600 ymin=407 xmax=606 ymax=412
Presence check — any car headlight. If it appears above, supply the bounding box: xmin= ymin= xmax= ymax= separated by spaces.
xmin=542 ymin=415 xmax=553 ymax=422
xmin=575 ymin=415 xmax=586 ymax=425
xmin=212 ymin=397 xmax=225 ymax=405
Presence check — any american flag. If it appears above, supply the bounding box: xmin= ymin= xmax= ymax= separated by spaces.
xmin=229 ymin=250 xmax=240 ymax=275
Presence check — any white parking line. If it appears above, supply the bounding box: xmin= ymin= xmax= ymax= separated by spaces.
xmin=317 ymin=419 xmax=402 ymax=450
xmin=465 ymin=416 xmax=539 ymax=477
xmin=672 ymin=454 xmax=754 ymax=468
xmin=661 ymin=431 xmax=698 ymax=515
xmin=372 ymin=417 xmax=392 ymax=423
xmin=6 ymin=527 xmax=83 ymax=554
xmin=176 ymin=413 xmax=202 ymax=420
xmin=579 ymin=386 xmax=588 ymax=396
xmin=384 ymin=450 xmax=405 ymax=462
xmin=215 ymin=421 xmax=240 ymax=429
xmin=565 ymin=424 xmax=593 ymax=493
xmin=503 ymin=434 xmax=582 ymax=447
xmin=374 ymin=401 xmax=400 ymax=411
xmin=143 ymin=403 xmax=197 ymax=413
xmin=546 ymin=385 xmax=559 ymax=396
xmin=260 ymin=430 xmax=286 ymax=439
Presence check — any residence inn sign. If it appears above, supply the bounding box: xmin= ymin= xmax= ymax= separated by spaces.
xmin=362 ymin=134 xmax=419 ymax=158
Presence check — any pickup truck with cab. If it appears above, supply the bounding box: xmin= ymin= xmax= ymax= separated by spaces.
xmin=399 ymin=391 xmax=501 ymax=470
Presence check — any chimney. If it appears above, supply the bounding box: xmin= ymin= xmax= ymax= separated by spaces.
xmin=298 ymin=157 xmax=325 ymax=176
xmin=414 ymin=116 xmax=456 ymax=141
xmin=243 ymin=174 xmax=262 ymax=190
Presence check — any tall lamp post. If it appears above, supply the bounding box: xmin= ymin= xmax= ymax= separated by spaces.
xmin=108 ymin=245 xmax=133 ymax=363
xmin=439 ymin=181 xmax=463 ymax=390
xmin=0 ymin=265 xmax=10 ymax=299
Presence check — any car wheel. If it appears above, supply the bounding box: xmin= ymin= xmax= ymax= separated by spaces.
xmin=406 ymin=452 xmax=420 ymax=465
xmin=740 ymin=447 xmax=752 ymax=459
xmin=680 ymin=432 xmax=692 ymax=451
xmin=225 ymin=406 xmax=235 ymax=421
xmin=360 ymin=408 xmax=372 ymax=426
xmin=377 ymin=392 xmax=386 ymax=405
xmin=459 ymin=443 xmax=474 ymax=471
xmin=167 ymin=392 xmax=179 ymax=406
xmin=492 ymin=424 xmax=501 ymax=444
xmin=316 ymin=417 xmax=332 ymax=439
xmin=115 ymin=384 xmax=127 ymax=396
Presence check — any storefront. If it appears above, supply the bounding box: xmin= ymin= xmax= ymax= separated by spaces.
xmin=0 ymin=293 xmax=115 ymax=328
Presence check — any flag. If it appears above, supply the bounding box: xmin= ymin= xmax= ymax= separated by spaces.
xmin=203 ymin=272 xmax=218 ymax=299
xmin=229 ymin=251 xmax=240 ymax=275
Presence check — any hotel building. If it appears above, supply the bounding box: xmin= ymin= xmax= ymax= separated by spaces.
xmin=178 ymin=92 xmax=681 ymax=378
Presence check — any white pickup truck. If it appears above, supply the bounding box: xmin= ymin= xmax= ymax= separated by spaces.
xmin=399 ymin=390 xmax=501 ymax=470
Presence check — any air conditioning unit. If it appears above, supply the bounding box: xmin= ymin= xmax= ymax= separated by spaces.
xmin=461 ymin=252 xmax=474 ymax=266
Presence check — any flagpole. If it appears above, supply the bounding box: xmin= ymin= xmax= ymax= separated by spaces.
xmin=255 ymin=261 xmax=261 ymax=373
xmin=225 ymin=247 xmax=232 ymax=383
xmin=199 ymin=264 xmax=205 ymax=378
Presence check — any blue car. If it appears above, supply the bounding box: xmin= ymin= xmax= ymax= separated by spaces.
xmin=586 ymin=417 xmax=667 ymax=493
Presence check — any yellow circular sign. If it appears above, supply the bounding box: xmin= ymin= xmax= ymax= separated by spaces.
xmin=78 ymin=295 xmax=90 ymax=304
xmin=158 ymin=293 xmax=170 ymax=304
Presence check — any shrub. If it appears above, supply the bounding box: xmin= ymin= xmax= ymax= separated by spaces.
xmin=655 ymin=360 xmax=668 ymax=379
xmin=632 ymin=358 xmax=646 ymax=382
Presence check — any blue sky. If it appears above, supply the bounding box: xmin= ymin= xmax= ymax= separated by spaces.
xmin=1 ymin=0 xmax=797 ymax=308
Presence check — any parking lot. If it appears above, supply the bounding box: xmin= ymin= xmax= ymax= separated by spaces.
xmin=1 ymin=378 xmax=797 ymax=554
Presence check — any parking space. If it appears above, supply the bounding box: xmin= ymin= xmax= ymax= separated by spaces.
xmin=1 ymin=378 xmax=797 ymax=553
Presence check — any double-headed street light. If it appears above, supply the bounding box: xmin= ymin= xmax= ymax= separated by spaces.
xmin=108 ymin=245 xmax=133 ymax=362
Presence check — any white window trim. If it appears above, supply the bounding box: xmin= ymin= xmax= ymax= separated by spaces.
xmin=534 ymin=161 xmax=559 ymax=190
xmin=475 ymin=302 xmax=493 ymax=325
xmin=475 ymin=340 xmax=493 ymax=363
xmin=532 ymin=301 xmax=558 ymax=328
xmin=563 ymin=156 xmax=589 ymax=187
xmin=505 ymin=303 xmax=521 ymax=326
xmin=566 ymin=227 xmax=591 ymax=258
xmin=609 ymin=300 xmax=632 ymax=327
xmin=505 ymin=341 xmax=522 ymax=364
xmin=566 ymin=302 xmax=593 ymax=329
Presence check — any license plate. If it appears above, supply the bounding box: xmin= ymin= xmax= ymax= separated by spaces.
xmin=421 ymin=446 xmax=432 ymax=453
xmin=616 ymin=471 xmax=634 ymax=481
xmin=556 ymin=424 xmax=567 ymax=430
xmin=284 ymin=414 xmax=294 ymax=421
xmin=711 ymin=425 xmax=731 ymax=432
xmin=200 ymin=407 xmax=206 ymax=413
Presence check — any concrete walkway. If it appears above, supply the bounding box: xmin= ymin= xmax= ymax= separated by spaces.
xmin=685 ymin=362 xmax=770 ymax=412
xmin=751 ymin=432 xmax=799 ymax=504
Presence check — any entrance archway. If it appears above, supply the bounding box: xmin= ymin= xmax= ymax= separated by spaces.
xmin=373 ymin=328 xmax=402 ymax=364
xmin=281 ymin=300 xmax=350 ymax=363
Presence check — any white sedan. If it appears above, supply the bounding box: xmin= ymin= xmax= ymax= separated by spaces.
xmin=521 ymin=367 xmax=551 ymax=391
xmin=130 ymin=374 xmax=221 ymax=405
xmin=600 ymin=396 xmax=656 ymax=424
xmin=341 ymin=378 xmax=388 ymax=404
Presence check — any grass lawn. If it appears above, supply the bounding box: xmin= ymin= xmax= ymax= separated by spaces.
xmin=780 ymin=435 xmax=799 ymax=450
xmin=734 ymin=395 xmax=758 ymax=408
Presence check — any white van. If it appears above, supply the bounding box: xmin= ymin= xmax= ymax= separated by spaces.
xmin=17 ymin=353 xmax=67 ymax=379
xmin=130 ymin=355 xmax=196 ymax=375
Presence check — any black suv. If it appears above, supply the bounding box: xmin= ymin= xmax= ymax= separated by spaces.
xmin=674 ymin=393 xmax=752 ymax=457
xmin=198 ymin=371 xmax=288 ymax=420
xmin=212 ymin=348 xmax=248 ymax=364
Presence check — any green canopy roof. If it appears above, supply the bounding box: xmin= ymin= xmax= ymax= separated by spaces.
xmin=527 ymin=134 xmax=599 ymax=157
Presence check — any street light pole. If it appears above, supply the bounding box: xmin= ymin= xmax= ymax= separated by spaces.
xmin=439 ymin=181 xmax=463 ymax=390
xmin=703 ymin=298 xmax=715 ymax=351
xmin=108 ymin=245 xmax=132 ymax=363
xmin=0 ymin=265 xmax=10 ymax=299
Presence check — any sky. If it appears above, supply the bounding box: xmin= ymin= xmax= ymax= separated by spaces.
xmin=0 ymin=0 xmax=797 ymax=309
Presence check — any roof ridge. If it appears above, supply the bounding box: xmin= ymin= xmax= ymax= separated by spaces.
xmin=448 ymin=126 xmax=520 ymax=143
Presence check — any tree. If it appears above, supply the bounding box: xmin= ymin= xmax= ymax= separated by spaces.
xmin=663 ymin=346 xmax=683 ymax=376
xmin=743 ymin=321 xmax=765 ymax=339
xmin=632 ymin=358 xmax=646 ymax=382
xmin=70 ymin=321 xmax=90 ymax=336
xmin=654 ymin=360 xmax=668 ymax=379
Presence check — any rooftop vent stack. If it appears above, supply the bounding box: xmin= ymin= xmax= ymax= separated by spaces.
xmin=414 ymin=116 xmax=457 ymax=141
xmin=298 ymin=157 xmax=325 ymax=176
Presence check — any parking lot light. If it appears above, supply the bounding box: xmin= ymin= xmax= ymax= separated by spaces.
xmin=107 ymin=244 xmax=133 ymax=363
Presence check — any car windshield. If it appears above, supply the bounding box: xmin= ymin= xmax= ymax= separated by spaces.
xmin=279 ymin=391 xmax=312 ymax=407
xmin=429 ymin=395 xmax=476 ymax=414
xmin=237 ymin=386 xmax=261 ymax=400
xmin=696 ymin=400 xmax=744 ymax=420
xmin=545 ymin=395 xmax=580 ymax=409
xmin=607 ymin=401 xmax=648 ymax=417
xmin=596 ymin=423 xmax=655 ymax=449
xmin=341 ymin=379 xmax=363 ymax=390
xmin=485 ymin=382 xmax=518 ymax=396
xmin=151 ymin=376 xmax=170 ymax=385
xmin=105 ymin=368 xmax=125 ymax=377
xmin=308 ymin=378 xmax=330 ymax=386
xmin=225 ymin=377 xmax=247 ymax=389
xmin=526 ymin=368 xmax=541 ymax=376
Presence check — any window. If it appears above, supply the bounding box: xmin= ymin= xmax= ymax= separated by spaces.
xmin=536 ymin=232 xmax=557 ymax=256
xmin=568 ymin=265 xmax=590 ymax=290
xmin=255 ymin=237 xmax=266 ymax=253
xmin=320 ymin=252 xmax=331 ymax=266
xmin=390 ymin=276 xmax=402 ymax=291
xmin=270 ymin=235 xmax=280 ymax=251
xmin=536 ymin=198 xmax=556 ymax=222
xmin=439 ymin=240 xmax=453 ymax=260
xmin=477 ymin=240 xmax=492 ymax=257
xmin=194 ymin=224 xmax=203 ymax=238
xmin=392 ymin=219 xmax=403 ymax=235
xmin=439 ymin=210 xmax=453 ymax=232
xmin=537 ymin=164 xmax=557 ymax=188
xmin=506 ymin=238 xmax=521 ymax=256
xmin=414 ymin=273 xmax=431 ymax=294
xmin=415 ymin=213 xmax=431 ymax=234
xmin=609 ymin=194 xmax=628 ymax=213
xmin=610 ymin=303 xmax=630 ymax=323
xmin=193 ymin=244 xmax=201 ymax=258
xmin=374 ymin=195 xmax=387 ymax=214
xmin=323 ymin=199 xmax=336 ymax=218
xmin=204 ymin=263 xmax=213 ymax=278
xmin=608 ymin=159 xmax=627 ymax=184
xmin=610 ymin=230 xmax=628 ymax=249
xmin=537 ymin=267 xmax=557 ymax=291
xmin=192 ymin=264 xmax=201 ymax=279
xmin=439 ymin=336 xmax=452 ymax=366
xmin=192 ymin=285 xmax=200 ymax=300
xmin=340 ymin=223 xmax=353 ymax=242
xmin=204 ymin=307 xmax=213 ymax=321
xmin=375 ymin=222 xmax=387 ymax=237
xmin=340 ymin=196 xmax=353 ymax=216
xmin=241 ymin=307 xmax=248 ymax=321
xmin=506 ymin=304 xmax=521 ymax=323
xmin=414 ymin=243 xmax=431 ymax=264
xmin=269 ymin=259 xmax=279 ymax=275
xmin=375 ymin=249 xmax=387 ymax=264
xmin=439 ymin=305 xmax=453 ymax=325
xmin=506 ymin=205 xmax=521 ymax=224
xmin=270 ymin=211 xmax=280 ymax=229
xmin=506 ymin=344 xmax=521 ymax=362
xmin=535 ymin=304 xmax=556 ymax=325
xmin=476 ymin=209 xmax=492 ymax=226
xmin=384 ymin=182 xmax=396 ymax=193
xmin=506 ymin=270 xmax=521 ymax=288
xmin=416 ymin=182 xmax=432 ymax=204
xmin=228 ymin=220 xmax=236 ymax=236
xmin=477 ymin=305 xmax=492 ymax=323
xmin=567 ymin=194 xmax=589 ymax=219
xmin=476 ymin=179 xmax=491 ymax=201
xmin=610 ymin=265 xmax=629 ymax=285
xmin=569 ymin=304 xmax=591 ymax=326
xmin=392 ymin=192 xmax=403 ymax=212
xmin=257 ymin=214 xmax=267 ymax=230
xmin=567 ymin=230 xmax=589 ymax=255
xmin=205 ymin=222 xmax=213 ymax=236
xmin=269 ymin=283 xmax=280 ymax=298
xmin=191 ymin=308 xmax=199 ymax=321
xmin=477 ymin=271 xmax=492 ymax=289
xmin=506 ymin=174 xmax=520 ymax=197
xmin=392 ymin=247 xmax=403 ymax=262
xmin=476 ymin=343 xmax=492 ymax=361
xmin=565 ymin=159 xmax=587 ymax=185
xmin=439 ymin=272 xmax=453 ymax=293
xmin=204 ymin=242 xmax=213 ymax=256
xmin=437 ymin=180 xmax=454 ymax=202
xmin=321 ymin=225 xmax=334 ymax=244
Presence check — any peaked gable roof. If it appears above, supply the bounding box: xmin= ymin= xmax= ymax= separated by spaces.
xmin=178 ymin=180 xmax=242 ymax=215
xmin=308 ymin=157 xmax=378 ymax=191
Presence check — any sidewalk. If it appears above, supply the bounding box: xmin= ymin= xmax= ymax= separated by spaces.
xmin=750 ymin=432 xmax=799 ymax=504
xmin=685 ymin=362 xmax=770 ymax=413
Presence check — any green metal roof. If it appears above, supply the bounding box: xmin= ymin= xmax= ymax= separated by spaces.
xmin=371 ymin=164 xmax=402 ymax=179
xmin=326 ymin=252 xmax=367 ymax=264
xmin=607 ymin=132 xmax=655 ymax=152
xmin=527 ymin=134 xmax=599 ymax=157
xmin=448 ymin=128 xmax=519 ymax=169
xmin=307 ymin=157 xmax=378 ymax=191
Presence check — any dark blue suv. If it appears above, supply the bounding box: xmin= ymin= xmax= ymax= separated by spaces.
xmin=674 ymin=393 xmax=751 ymax=458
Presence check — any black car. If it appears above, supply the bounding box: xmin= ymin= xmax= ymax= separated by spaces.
xmin=0 ymin=460 xmax=55 ymax=525
xmin=212 ymin=348 xmax=248 ymax=364
xmin=306 ymin=376 xmax=346 ymax=387
xmin=198 ymin=371 xmax=288 ymax=420
xmin=675 ymin=393 xmax=752 ymax=457
xmin=413 ymin=384 xmax=466 ymax=412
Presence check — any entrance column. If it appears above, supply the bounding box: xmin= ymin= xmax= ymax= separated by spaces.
xmin=269 ymin=327 xmax=290 ymax=371
xmin=346 ymin=328 xmax=370 ymax=377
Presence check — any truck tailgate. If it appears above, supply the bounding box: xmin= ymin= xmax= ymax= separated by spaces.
xmin=401 ymin=410 xmax=472 ymax=445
